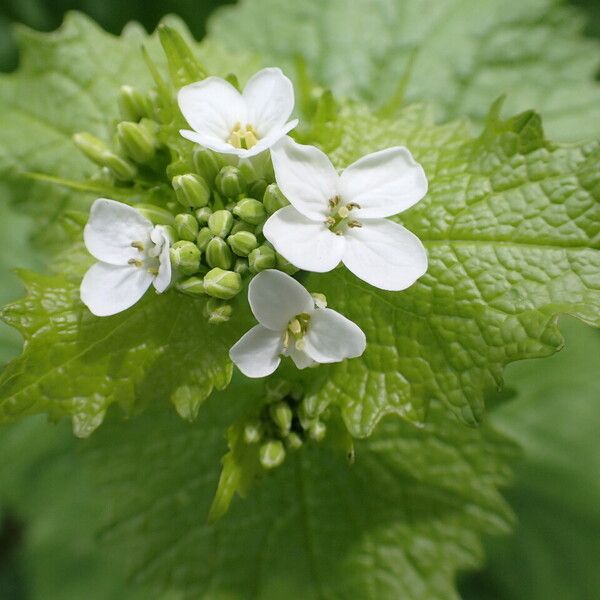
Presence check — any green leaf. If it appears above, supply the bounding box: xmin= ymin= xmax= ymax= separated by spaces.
xmin=461 ymin=317 xmax=600 ymax=600
xmin=209 ymin=0 xmax=600 ymax=141
xmin=83 ymin=379 xmax=515 ymax=600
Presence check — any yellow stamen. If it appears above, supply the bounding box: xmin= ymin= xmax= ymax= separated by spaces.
xmin=128 ymin=258 xmax=143 ymax=267
xmin=131 ymin=241 xmax=145 ymax=251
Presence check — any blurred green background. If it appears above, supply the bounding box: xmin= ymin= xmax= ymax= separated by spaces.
xmin=0 ymin=1 xmax=599 ymax=599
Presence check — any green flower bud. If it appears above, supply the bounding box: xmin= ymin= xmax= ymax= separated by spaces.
xmin=170 ymin=240 xmax=201 ymax=275
xmin=117 ymin=85 xmax=149 ymax=122
xmin=172 ymin=173 xmax=210 ymax=208
xmin=135 ymin=204 xmax=175 ymax=226
xmin=196 ymin=227 xmax=214 ymax=252
xmin=237 ymin=158 xmax=258 ymax=183
xmin=259 ymin=440 xmax=286 ymax=470
xmin=286 ymin=432 xmax=304 ymax=450
xmin=208 ymin=209 xmax=234 ymax=238
xmin=275 ymin=252 xmax=299 ymax=275
xmin=175 ymin=276 xmax=205 ymax=296
xmin=230 ymin=220 xmax=255 ymax=235
xmin=263 ymin=183 xmax=289 ymax=214
xmin=203 ymin=268 xmax=242 ymax=299
xmin=104 ymin=153 xmax=137 ymax=181
xmin=207 ymin=302 xmax=233 ymax=324
xmin=175 ymin=213 xmax=199 ymax=241
xmin=232 ymin=198 xmax=267 ymax=225
xmin=216 ymin=166 xmax=246 ymax=199
xmin=269 ymin=401 xmax=293 ymax=436
xmin=248 ymin=244 xmax=276 ymax=273
xmin=194 ymin=207 xmax=212 ymax=224
xmin=192 ymin=147 xmax=222 ymax=185
xmin=206 ymin=237 xmax=233 ymax=270
xmin=116 ymin=121 xmax=157 ymax=163
xmin=73 ymin=133 xmax=137 ymax=181
xmin=233 ymin=258 xmax=250 ymax=276
xmin=243 ymin=419 xmax=263 ymax=444
xmin=228 ymin=231 xmax=258 ymax=257
xmin=311 ymin=293 xmax=327 ymax=309
xmin=309 ymin=420 xmax=327 ymax=442
xmin=249 ymin=179 xmax=268 ymax=201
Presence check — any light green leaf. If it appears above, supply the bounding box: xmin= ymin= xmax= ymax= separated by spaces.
xmin=209 ymin=0 xmax=600 ymax=141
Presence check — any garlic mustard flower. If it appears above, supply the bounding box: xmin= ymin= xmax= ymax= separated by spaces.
xmin=80 ymin=199 xmax=172 ymax=316
xmin=229 ymin=270 xmax=365 ymax=378
xmin=264 ymin=136 xmax=429 ymax=291
xmin=178 ymin=68 xmax=298 ymax=158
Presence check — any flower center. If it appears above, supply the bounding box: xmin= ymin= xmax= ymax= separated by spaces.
xmin=129 ymin=240 xmax=160 ymax=275
xmin=283 ymin=312 xmax=311 ymax=351
xmin=228 ymin=122 xmax=259 ymax=150
xmin=325 ymin=195 xmax=362 ymax=235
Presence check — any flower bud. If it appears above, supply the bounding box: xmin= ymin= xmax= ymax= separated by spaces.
xmin=238 ymin=158 xmax=259 ymax=183
xmin=309 ymin=420 xmax=327 ymax=442
xmin=196 ymin=227 xmax=214 ymax=252
xmin=311 ymin=293 xmax=327 ymax=309
xmin=248 ymin=244 xmax=276 ymax=273
xmin=263 ymin=183 xmax=289 ymax=214
xmin=175 ymin=276 xmax=205 ymax=296
xmin=172 ymin=173 xmax=210 ymax=208
xmin=249 ymin=179 xmax=268 ymax=202
xmin=208 ymin=209 xmax=234 ymax=238
xmin=170 ymin=240 xmax=201 ymax=275
xmin=207 ymin=302 xmax=233 ymax=324
xmin=243 ymin=419 xmax=263 ymax=444
xmin=73 ymin=133 xmax=137 ymax=181
xmin=232 ymin=198 xmax=267 ymax=225
xmin=216 ymin=166 xmax=246 ymax=199
xmin=203 ymin=268 xmax=242 ymax=299
xmin=233 ymin=258 xmax=250 ymax=276
xmin=192 ymin=147 xmax=222 ymax=185
xmin=174 ymin=213 xmax=199 ymax=241
xmin=206 ymin=237 xmax=233 ymax=270
xmin=194 ymin=207 xmax=212 ymax=224
xmin=116 ymin=121 xmax=157 ymax=163
xmin=286 ymin=432 xmax=303 ymax=450
xmin=230 ymin=220 xmax=255 ymax=235
xmin=117 ymin=85 xmax=149 ymax=122
xmin=103 ymin=153 xmax=138 ymax=181
xmin=135 ymin=204 xmax=175 ymax=226
xmin=259 ymin=440 xmax=286 ymax=469
xmin=269 ymin=401 xmax=293 ymax=436
xmin=275 ymin=252 xmax=299 ymax=275
xmin=228 ymin=231 xmax=258 ymax=257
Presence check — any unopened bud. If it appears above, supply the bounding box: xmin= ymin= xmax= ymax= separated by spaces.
xmin=207 ymin=302 xmax=233 ymax=324
xmin=286 ymin=432 xmax=303 ymax=450
xmin=249 ymin=179 xmax=268 ymax=201
xmin=206 ymin=237 xmax=233 ymax=270
xmin=230 ymin=220 xmax=255 ymax=235
xmin=233 ymin=258 xmax=250 ymax=276
xmin=135 ymin=204 xmax=175 ymax=226
xmin=103 ymin=153 xmax=137 ymax=181
xmin=276 ymin=252 xmax=299 ymax=275
xmin=228 ymin=231 xmax=258 ymax=257
xmin=194 ymin=207 xmax=212 ymax=224
xmin=269 ymin=401 xmax=293 ymax=436
xmin=175 ymin=213 xmax=199 ymax=241
xmin=248 ymin=244 xmax=276 ymax=273
xmin=216 ymin=166 xmax=246 ymax=198
xmin=172 ymin=173 xmax=210 ymax=208
xmin=73 ymin=133 xmax=137 ymax=181
xmin=259 ymin=440 xmax=286 ymax=469
xmin=170 ymin=240 xmax=201 ymax=275
xmin=116 ymin=121 xmax=157 ymax=163
xmin=196 ymin=227 xmax=214 ymax=252
xmin=203 ymin=268 xmax=242 ymax=299
xmin=243 ymin=419 xmax=263 ymax=444
xmin=192 ymin=147 xmax=222 ymax=185
xmin=263 ymin=183 xmax=289 ymax=214
xmin=309 ymin=420 xmax=327 ymax=442
xmin=117 ymin=85 xmax=149 ymax=122
xmin=311 ymin=293 xmax=327 ymax=309
xmin=232 ymin=198 xmax=267 ymax=225
xmin=176 ymin=276 xmax=205 ymax=296
xmin=208 ymin=210 xmax=234 ymax=238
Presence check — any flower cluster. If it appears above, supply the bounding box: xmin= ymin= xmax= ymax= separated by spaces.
xmin=77 ymin=67 xmax=428 ymax=378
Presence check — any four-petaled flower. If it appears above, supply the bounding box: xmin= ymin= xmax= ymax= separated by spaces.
xmin=264 ymin=136 xmax=429 ymax=291
xmin=229 ymin=270 xmax=366 ymax=378
xmin=80 ymin=198 xmax=172 ymax=316
xmin=178 ymin=67 xmax=298 ymax=158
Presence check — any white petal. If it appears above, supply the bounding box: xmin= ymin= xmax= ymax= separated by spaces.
xmin=339 ymin=147 xmax=428 ymax=218
xmin=151 ymin=226 xmax=172 ymax=293
xmin=178 ymin=77 xmax=246 ymax=143
xmin=287 ymin=346 xmax=317 ymax=369
xmin=263 ymin=206 xmax=345 ymax=273
xmin=80 ymin=262 xmax=153 ymax=317
xmin=180 ymin=129 xmax=242 ymax=156
xmin=248 ymin=269 xmax=314 ymax=331
xmin=229 ymin=324 xmax=283 ymax=378
xmin=342 ymin=219 xmax=428 ymax=291
xmin=84 ymin=198 xmax=152 ymax=266
xmin=243 ymin=68 xmax=295 ymax=137
xmin=304 ymin=308 xmax=366 ymax=363
xmin=270 ymin=136 xmax=338 ymax=220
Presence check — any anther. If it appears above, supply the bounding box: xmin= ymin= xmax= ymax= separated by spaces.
xmin=147 ymin=267 xmax=159 ymax=275
xmin=289 ymin=318 xmax=302 ymax=335
xmin=348 ymin=220 xmax=362 ymax=228
xmin=128 ymin=258 xmax=143 ymax=267
xmin=131 ymin=241 xmax=145 ymax=251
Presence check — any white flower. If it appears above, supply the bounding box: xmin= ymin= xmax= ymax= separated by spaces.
xmin=229 ymin=269 xmax=366 ymax=378
xmin=264 ymin=136 xmax=429 ymax=291
xmin=80 ymin=198 xmax=172 ymax=316
xmin=178 ymin=67 xmax=298 ymax=159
